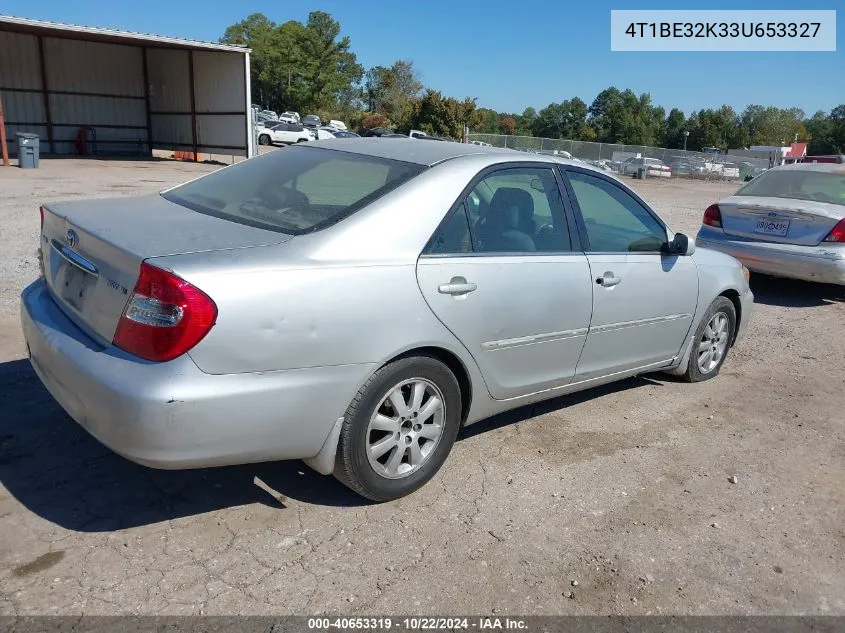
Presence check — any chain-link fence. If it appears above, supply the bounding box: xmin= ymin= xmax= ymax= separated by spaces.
xmin=467 ymin=134 xmax=772 ymax=182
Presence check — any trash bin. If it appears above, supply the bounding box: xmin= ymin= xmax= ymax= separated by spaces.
xmin=637 ymin=166 xmax=647 ymax=180
xmin=16 ymin=133 xmax=40 ymax=169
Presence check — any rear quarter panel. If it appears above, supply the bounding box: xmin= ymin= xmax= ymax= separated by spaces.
xmin=171 ymin=258 xmax=476 ymax=376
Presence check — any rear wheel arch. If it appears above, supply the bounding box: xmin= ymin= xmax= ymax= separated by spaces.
xmin=719 ymin=289 xmax=742 ymax=345
xmin=388 ymin=346 xmax=472 ymax=425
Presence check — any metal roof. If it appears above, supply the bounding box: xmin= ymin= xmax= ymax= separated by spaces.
xmin=0 ymin=15 xmax=250 ymax=52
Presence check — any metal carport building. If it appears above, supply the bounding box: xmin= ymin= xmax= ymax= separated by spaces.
xmin=0 ymin=15 xmax=253 ymax=160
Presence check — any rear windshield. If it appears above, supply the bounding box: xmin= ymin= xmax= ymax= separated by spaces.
xmin=736 ymin=169 xmax=845 ymax=206
xmin=162 ymin=146 xmax=425 ymax=234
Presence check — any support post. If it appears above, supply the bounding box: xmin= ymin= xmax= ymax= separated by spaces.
xmin=187 ymin=50 xmax=198 ymax=162
xmin=141 ymin=48 xmax=153 ymax=157
xmin=0 ymin=92 xmax=9 ymax=167
xmin=37 ymin=36 xmax=54 ymax=154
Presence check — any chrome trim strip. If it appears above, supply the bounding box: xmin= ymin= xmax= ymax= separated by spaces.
xmin=50 ymin=239 xmax=99 ymax=276
xmin=589 ymin=313 xmax=691 ymax=334
xmin=481 ymin=327 xmax=588 ymax=350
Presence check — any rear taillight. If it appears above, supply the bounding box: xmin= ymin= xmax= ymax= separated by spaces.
xmin=822 ymin=218 xmax=845 ymax=243
xmin=703 ymin=204 xmax=722 ymax=228
xmin=113 ymin=262 xmax=217 ymax=362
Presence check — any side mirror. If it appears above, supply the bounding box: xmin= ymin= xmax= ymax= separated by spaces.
xmin=665 ymin=232 xmax=696 ymax=256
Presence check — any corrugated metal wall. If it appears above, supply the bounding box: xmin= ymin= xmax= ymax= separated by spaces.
xmin=0 ymin=31 xmax=48 ymax=151
xmin=194 ymin=51 xmax=248 ymax=153
xmin=0 ymin=27 xmax=250 ymax=158
xmin=146 ymin=48 xmax=193 ymax=149
xmin=45 ymin=38 xmax=147 ymax=155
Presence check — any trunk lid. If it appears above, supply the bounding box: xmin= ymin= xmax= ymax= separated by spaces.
xmin=41 ymin=194 xmax=291 ymax=344
xmin=718 ymin=195 xmax=845 ymax=246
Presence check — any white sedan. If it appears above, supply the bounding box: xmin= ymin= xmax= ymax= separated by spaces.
xmin=622 ymin=157 xmax=672 ymax=178
xmin=257 ymin=123 xmax=313 ymax=146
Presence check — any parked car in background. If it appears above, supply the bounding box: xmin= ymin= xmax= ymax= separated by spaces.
xmin=622 ymin=157 xmax=672 ymax=178
xmin=696 ymin=163 xmax=845 ymax=285
xmin=738 ymin=162 xmax=768 ymax=182
xmin=330 ymin=130 xmax=360 ymax=138
xmin=303 ymin=114 xmax=322 ymax=128
xmin=254 ymin=111 xmax=278 ymax=126
xmin=260 ymin=110 xmax=279 ymax=120
xmin=281 ymin=111 xmax=300 ymax=123
xmin=584 ymin=159 xmax=613 ymax=171
xmin=328 ymin=120 xmax=348 ymax=131
xmin=364 ymin=127 xmax=396 ymax=137
xmin=22 ymin=139 xmax=753 ymax=502
xmin=313 ymin=127 xmax=337 ymax=140
xmin=257 ymin=122 xmax=313 ymax=145
xmin=721 ymin=162 xmax=740 ymax=180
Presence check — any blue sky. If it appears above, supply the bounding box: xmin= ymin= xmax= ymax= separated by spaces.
xmin=2 ymin=0 xmax=842 ymax=117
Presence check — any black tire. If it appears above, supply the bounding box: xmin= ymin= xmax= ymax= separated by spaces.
xmin=334 ymin=355 xmax=462 ymax=502
xmin=682 ymin=296 xmax=736 ymax=383
xmin=258 ymin=134 xmax=271 ymax=146
xmin=296 ymin=138 xmax=308 ymax=143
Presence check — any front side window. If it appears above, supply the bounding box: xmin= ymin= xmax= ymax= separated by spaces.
xmin=567 ymin=170 xmax=667 ymax=252
xmin=163 ymin=147 xmax=424 ymax=234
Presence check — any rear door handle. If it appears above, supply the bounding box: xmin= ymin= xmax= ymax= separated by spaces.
xmin=438 ymin=277 xmax=477 ymax=295
xmin=596 ymin=271 xmax=621 ymax=287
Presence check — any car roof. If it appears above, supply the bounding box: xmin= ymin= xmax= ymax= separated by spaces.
xmin=302 ymin=137 xmax=549 ymax=166
xmin=769 ymin=163 xmax=845 ymax=174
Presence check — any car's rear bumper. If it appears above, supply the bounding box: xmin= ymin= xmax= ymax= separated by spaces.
xmin=20 ymin=279 xmax=374 ymax=469
xmin=697 ymin=226 xmax=845 ymax=286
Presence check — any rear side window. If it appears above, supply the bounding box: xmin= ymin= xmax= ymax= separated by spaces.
xmin=163 ymin=147 xmax=424 ymax=234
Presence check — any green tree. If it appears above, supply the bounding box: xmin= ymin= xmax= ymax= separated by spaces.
xmin=532 ymin=98 xmax=588 ymax=139
xmin=472 ymin=108 xmax=500 ymax=134
xmin=220 ymin=11 xmax=362 ymax=114
xmin=588 ymin=87 xmax=662 ymax=145
xmin=221 ymin=13 xmax=283 ymax=109
xmin=739 ymin=105 xmax=806 ymax=146
xmin=805 ymin=106 xmax=845 ymax=154
xmin=661 ymin=107 xmax=687 ymax=149
xmin=404 ymin=90 xmax=481 ymax=138
xmin=364 ymin=60 xmax=423 ymax=122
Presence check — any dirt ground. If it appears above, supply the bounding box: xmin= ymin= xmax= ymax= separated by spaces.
xmin=0 ymin=157 xmax=843 ymax=616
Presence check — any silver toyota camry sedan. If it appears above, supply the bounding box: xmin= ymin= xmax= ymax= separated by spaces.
xmin=21 ymin=139 xmax=753 ymax=501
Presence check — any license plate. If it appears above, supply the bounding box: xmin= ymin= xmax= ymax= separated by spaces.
xmin=754 ymin=218 xmax=789 ymax=237
xmin=59 ymin=263 xmax=92 ymax=310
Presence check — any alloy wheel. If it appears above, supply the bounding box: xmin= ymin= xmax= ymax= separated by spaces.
xmin=365 ymin=378 xmax=446 ymax=479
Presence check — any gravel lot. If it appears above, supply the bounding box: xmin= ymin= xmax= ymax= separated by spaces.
xmin=1 ymin=158 xmax=843 ymax=616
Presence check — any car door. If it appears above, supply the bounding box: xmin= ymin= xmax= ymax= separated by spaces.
xmin=416 ymin=164 xmax=593 ymax=400
xmin=270 ymin=123 xmax=290 ymax=143
xmin=561 ymin=167 xmax=699 ymax=381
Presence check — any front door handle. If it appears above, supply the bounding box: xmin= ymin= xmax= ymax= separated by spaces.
xmin=438 ymin=277 xmax=477 ymax=296
xmin=596 ymin=271 xmax=621 ymax=287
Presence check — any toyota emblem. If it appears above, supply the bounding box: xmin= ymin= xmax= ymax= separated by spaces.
xmin=65 ymin=229 xmax=78 ymax=248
